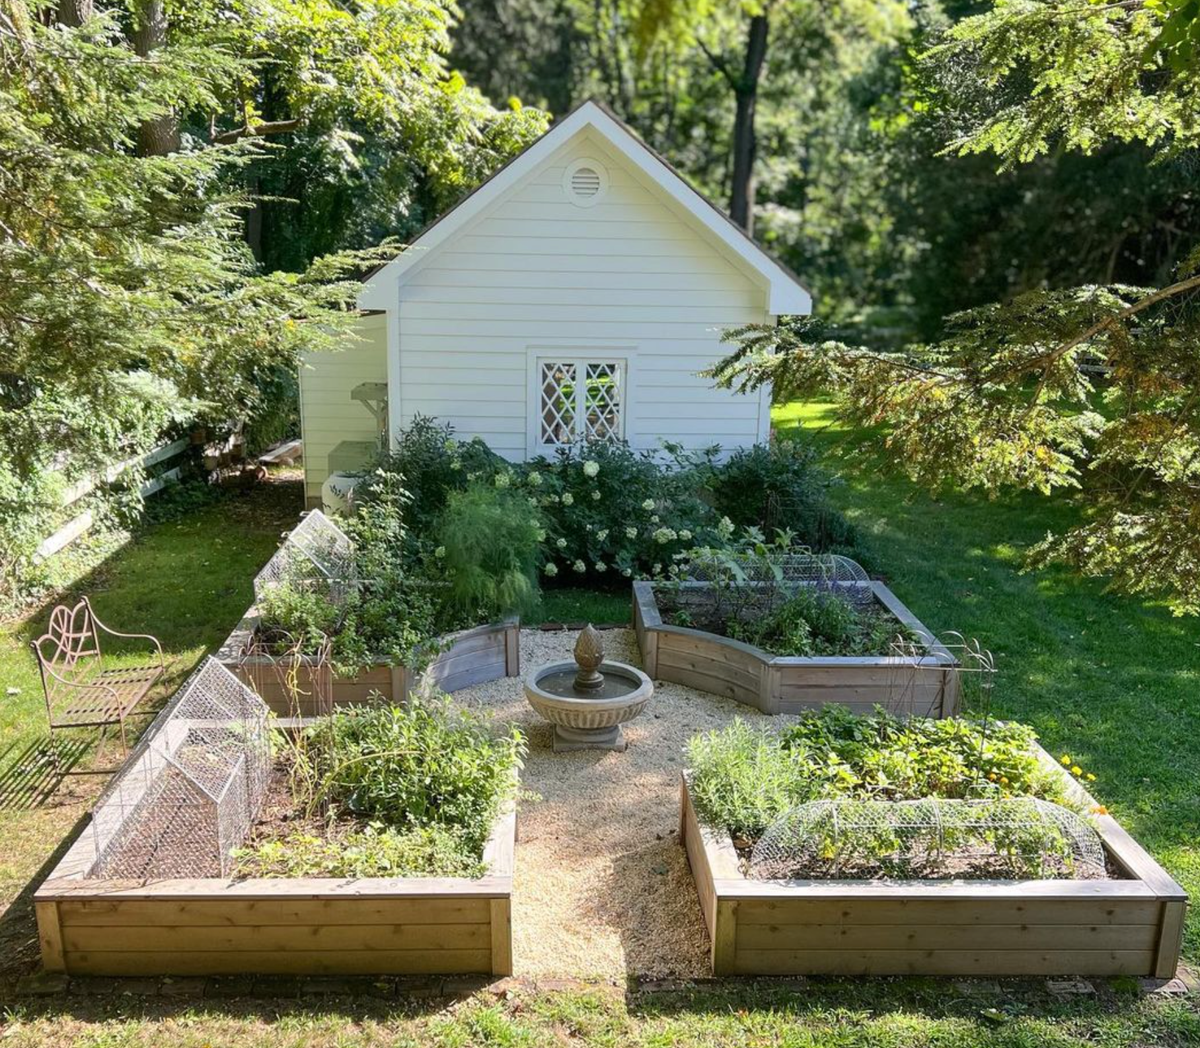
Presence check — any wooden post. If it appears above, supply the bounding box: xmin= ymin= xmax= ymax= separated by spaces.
xmin=35 ymin=901 xmax=65 ymax=972
xmin=490 ymin=897 xmax=513 ymax=976
xmin=1155 ymin=900 xmax=1187 ymax=979
xmin=711 ymin=899 xmax=737 ymax=976
xmin=504 ymin=623 xmax=520 ymax=678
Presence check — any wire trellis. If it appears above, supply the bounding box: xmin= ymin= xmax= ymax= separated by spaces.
xmin=88 ymin=657 xmax=271 ymax=880
xmin=253 ymin=509 xmax=357 ymax=607
xmin=748 ymin=797 xmax=1108 ymax=882
xmin=680 ymin=551 xmax=870 ymax=586
xmin=883 ymin=632 xmax=993 ymax=719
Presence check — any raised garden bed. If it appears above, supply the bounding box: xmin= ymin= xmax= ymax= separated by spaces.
xmin=679 ymin=749 xmax=1187 ymax=978
xmin=35 ymin=709 xmax=518 ymax=978
xmin=634 ymin=580 xmax=959 ymax=716
xmin=216 ymin=611 xmax=520 ymax=715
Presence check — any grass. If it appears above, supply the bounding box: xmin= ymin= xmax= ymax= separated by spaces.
xmin=534 ymin=586 xmax=631 ymax=626
xmin=0 ymin=980 xmax=1197 ymax=1046
xmin=775 ymin=401 xmax=1200 ymax=957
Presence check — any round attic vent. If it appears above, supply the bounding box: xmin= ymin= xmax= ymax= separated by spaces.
xmin=564 ymin=158 xmax=608 ymax=207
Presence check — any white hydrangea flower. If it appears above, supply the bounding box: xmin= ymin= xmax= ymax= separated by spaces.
xmin=625 ymin=527 xmax=638 ymax=539
xmin=654 ymin=527 xmax=678 ymax=544
xmin=443 ymin=439 xmax=457 ymax=452
xmin=434 ymin=546 xmax=446 ymax=559
xmin=679 ymin=529 xmax=692 ymax=541
xmin=494 ymin=471 xmax=511 ymax=488
xmin=641 ymin=498 xmax=655 ymax=511
xmin=591 ymin=490 xmax=600 ymax=501
xmin=582 ymin=460 xmax=599 ymax=478
xmin=572 ymin=559 xmax=586 ymax=573
xmin=527 ymin=471 xmax=542 ymax=486
xmin=556 ymin=537 xmax=568 ymax=549
xmin=650 ymin=514 xmax=660 ymax=524
xmin=596 ymin=529 xmax=609 ymax=541
xmin=622 ymin=568 xmax=632 ymax=577
xmin=450 ymin=460 xmax=461 ymax=471
xmin=594 ymin=561 xmax=607 ymax=572
xmin=543 ymin=562 xmax=558 ymax=577
xmin=653 ymin=563 xmax=662 ymax=574
xmin=562 ymin=492 xmax=574 ymax=506
xmin=717 ymin=515 xmax=735 ymax=539
xmin=536 ymin=530 xmax=547 ymax=541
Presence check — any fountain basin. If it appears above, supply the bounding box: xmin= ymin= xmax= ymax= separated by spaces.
xmin=524 ymin=659 xmax=653 ymax=752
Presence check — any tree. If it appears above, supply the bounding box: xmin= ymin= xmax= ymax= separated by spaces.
xmin=713 ymin=0 xmax=1200 ymax=613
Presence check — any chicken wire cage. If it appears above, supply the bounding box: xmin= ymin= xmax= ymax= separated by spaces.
xmin=253 ymin=508 xmax=357 ymax=608
xmin=748 ymin=797 xmax=1108 ymax=882
xmin=679 ymin=551 xmax=875 ymax=607
xmin=87 ymin=657 xmax=271 ymax=880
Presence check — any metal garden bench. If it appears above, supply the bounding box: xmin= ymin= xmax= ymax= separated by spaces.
xmin=30 ymin=597 xmax=165 ymax=760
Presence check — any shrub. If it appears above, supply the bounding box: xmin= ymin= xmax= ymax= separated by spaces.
xmin=728 ymin=585 xmax=907 ymax=656
xmin=363 ymin=415 xmax=501 ymax=534
xmin=305 ymin=695 xmax=525 ymax=852
xmin=686 ymin=707 xmax=1064 ymax=843
xmin=517 ymin=441 xmax=713 ymax=583
xmin=703 ymin=440 xmax=859 ymax=553
xmin=434 ymin=483 xmax=542 ymax=623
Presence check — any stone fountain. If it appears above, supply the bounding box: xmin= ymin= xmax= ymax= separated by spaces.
xmin=524 ymin=625 xmax=653 ymax=751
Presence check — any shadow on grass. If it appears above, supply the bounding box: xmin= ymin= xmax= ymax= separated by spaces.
xmin=0 ymin=737 xmax=89 ymax=810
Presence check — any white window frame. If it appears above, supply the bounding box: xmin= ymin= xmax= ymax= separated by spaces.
xmin=527 ymin=350 xmax=631 ymax=457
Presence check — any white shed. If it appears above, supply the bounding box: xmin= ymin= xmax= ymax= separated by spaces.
xmin=300 ymin=100 xmax=811 ymax=507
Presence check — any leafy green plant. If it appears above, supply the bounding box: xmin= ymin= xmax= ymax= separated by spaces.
xmin=687 ymin=707 xmax=1064 ymax=845
xmin=434 ymin=484 xmax=542 ymax=623
xmin=303 ymin=695 xmax=525 ymax=852
xmin=255 ymin=581 xmax=341 ymax=655
xmin=729 ymin=585 xmax=906 ymax=657
xmin=234 ymin=823 xmax=484 ymax=879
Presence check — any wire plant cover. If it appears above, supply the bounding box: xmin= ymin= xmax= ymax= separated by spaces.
xmin=253 ymin=508 xmax=357 ymax=607
xmin=748 ymin=796 xmax=1108 ymax=882
xmin=87 ymin=658 xmax=271 ymax=879
xmin=680 ymin=550 xmax=871 ymax=588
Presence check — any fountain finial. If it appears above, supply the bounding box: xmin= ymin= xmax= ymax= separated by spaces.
xmin=572 ymin=624 xmax=605 ymax=691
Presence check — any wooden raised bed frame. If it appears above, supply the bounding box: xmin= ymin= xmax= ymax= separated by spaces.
xmin=217 ymin=613 xmax=520 ymax=716
xmin=634 ymin=580 xmax=959 ymax=717
xmin=679 ymin=749 xmax=1187 ymax=978
xmin=35 ymin=790 xmax=517 ymax=977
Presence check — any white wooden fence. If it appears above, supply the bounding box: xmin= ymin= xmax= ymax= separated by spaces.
xmin=34 ymin=437 xmax=193 ymax=562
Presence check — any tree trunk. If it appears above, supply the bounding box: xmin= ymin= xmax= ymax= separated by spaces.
xmin=728 ymin=12 xmax=768 ymax=234
xmin=56 ymin=0 xmax=91 ymax=26
xmin=133 ymin=0 xmax=180 ymax=156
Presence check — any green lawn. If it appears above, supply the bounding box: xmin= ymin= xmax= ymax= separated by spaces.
xmin=775 ymin=401 xmax=1200 ymax=957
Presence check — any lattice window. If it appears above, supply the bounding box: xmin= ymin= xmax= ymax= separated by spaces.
xmin=538 ymin=359 xmax=623 ymax=447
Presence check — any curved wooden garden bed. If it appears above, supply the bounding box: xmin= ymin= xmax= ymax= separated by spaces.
xmin=679 ymin=749 xmax=1187 ymax=978
xmin=634 ymin=580 xmax=959 ymax=717
xmin=216 ymin=612 xmax=520 ymax=716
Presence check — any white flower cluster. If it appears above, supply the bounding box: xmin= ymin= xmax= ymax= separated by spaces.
xmin=527 ymin=471 xmax=542 ymax=486
xmin=562 ymin=492 xmax=574 ymax=506
xmin=543 ymin=562 xmax=558 ymax=577
xmin=625 ymin=527 xmax=638 ymax=539
xmin=653 ymin=527 xmax=678 ymax=544
xmin=717 ymin=516 xmax=735 ymax=539
xmin=582 ymin=460 xmax=600 ymax=478
xmin=641 ymin=498 xmax=655 ymax=511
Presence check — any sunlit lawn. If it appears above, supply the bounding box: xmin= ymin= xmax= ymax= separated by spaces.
xmin=774 ymin=400 xmax=1200 ymax=958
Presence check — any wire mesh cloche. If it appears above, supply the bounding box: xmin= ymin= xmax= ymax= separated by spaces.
xmin=252 ymin=508 xmax=357 ymax=607
xmin=748 ymin=796 xmax=1108 ymax=882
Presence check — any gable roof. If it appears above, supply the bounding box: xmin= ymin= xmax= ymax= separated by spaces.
xmin=357 ymin=99 xmax=812 ymax=315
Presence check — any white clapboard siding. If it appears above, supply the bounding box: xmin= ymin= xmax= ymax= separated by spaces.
xmin=393 ymin=128 xmax=771 ymax=460
xmin=300 ymin=315 xmax=387 ymax=501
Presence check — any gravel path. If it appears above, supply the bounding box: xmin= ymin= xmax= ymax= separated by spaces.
xmin=452 ymin=627 xmax=772 ymax=982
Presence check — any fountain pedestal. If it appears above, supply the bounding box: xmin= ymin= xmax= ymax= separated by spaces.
xmin=524 ymin=625 xmax=654 ymax=752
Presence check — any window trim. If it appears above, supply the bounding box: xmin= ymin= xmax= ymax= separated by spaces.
xmin=527 ymin=350 xmax=631 ymax=457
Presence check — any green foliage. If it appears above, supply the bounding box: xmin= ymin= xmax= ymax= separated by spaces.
xmin=728 ymin=585 xmax=902 ymax=658
xmin=702 ymin=441 xmax=859 ymax=553
xmin=254 ymin=581 xmax=341 ymax=655
xmin=434 ymin=484 xmax=543 ymax=623
xmin=234 ymin=823 xmax=484 ymax=879
xmin=686 ymin=707 xmax=1062 ymax=843
xmin=304 ymin=696 xmax=525 ymax=852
